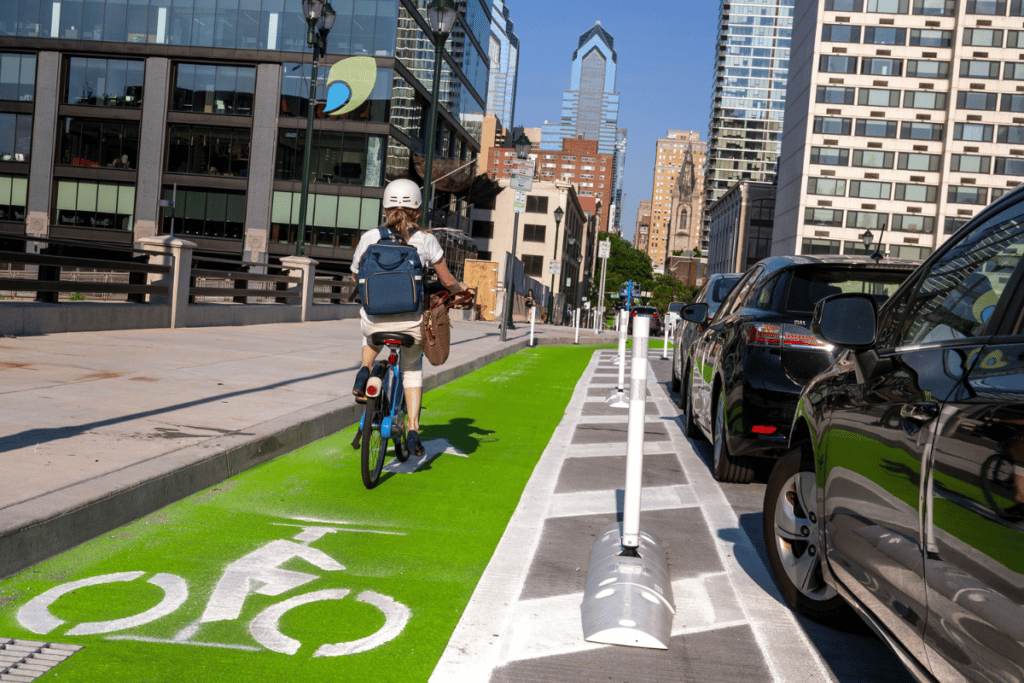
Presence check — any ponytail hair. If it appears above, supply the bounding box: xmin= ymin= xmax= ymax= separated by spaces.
xmin=384 ymin=206 xmax=422 ymax=242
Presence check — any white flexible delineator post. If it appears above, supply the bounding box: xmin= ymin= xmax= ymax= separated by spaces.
xmin=574 ymin=307 xmax=580 ymax=345
xmin=622 ymin=315 xmax=648 ymax=548
xmin=607 ymin=309 xmax=630 ymax=407
xmin=529 ymin=306 xmax=535 ymax=347
xmin=661 ymin=319 xmax=670 ymax=359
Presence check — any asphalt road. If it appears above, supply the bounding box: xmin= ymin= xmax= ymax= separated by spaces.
xmin=646 ymin=352 xmax=916 ymax=683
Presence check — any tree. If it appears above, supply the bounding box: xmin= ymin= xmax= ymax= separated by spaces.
xmin=587 ymin=233 xmax=654 ymax=313
xmin=649 ymin=273 xmax=698 ymax=315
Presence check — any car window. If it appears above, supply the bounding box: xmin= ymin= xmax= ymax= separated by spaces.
xmin=710 ymin=275 xmax=742 ymax=304
xmin=668 ymin=301 xmax=686 ymax=312
xmin=785 ymin=266 xmax=907 ymax=316
xmin=754 ymin=275 xmax=781 ymax=311
xmin=720 ymin=266 xmax=763 ymax=317
xmin=894 ymin=200 xmax=1024 ymax=346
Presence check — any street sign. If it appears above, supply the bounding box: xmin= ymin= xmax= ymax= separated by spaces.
xmin=549 ymin=260 xmax=561 ymax=275
xmin=513 ymin=190 xmax=526 ymax=214
xmin=509 ymin=173 xmax=532 ymax=192
xmin=511 ymin=159 xmax=535 ymax=176
xmin=598 ymin=240 xmax=611 ymax=258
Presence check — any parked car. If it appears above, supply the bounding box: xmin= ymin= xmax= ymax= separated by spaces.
xmin=670 ymin=273 xmax=742 ymax=396
xmin=762 ymin=185 xmax=1024 ymax=683
xmin=627 ymin=305 xmax=663 ymax=336
xmin=666 ymin=301 xmax=686 ymax=329
xmin=681 ymin=255 xmax=918 ymax=482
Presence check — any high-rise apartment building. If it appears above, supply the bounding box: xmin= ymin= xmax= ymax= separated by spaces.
xmin=646 ymin=131 xmax=706 ymax=267
xmin=705 ymin=0 xmax=794 ymax=223
xmin=541 ymin=21 xmax=626 ymax=231
xmin=0 ymin=0 xmax=489 ymax=275
xmin=486 ymin=0 xmax=519 ymax=129
xmin=774 ymin=0 xmax=1024 ymax=259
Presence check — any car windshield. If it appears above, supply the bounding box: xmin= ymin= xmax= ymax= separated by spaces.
xmin=668 ymin=302 xmax=685 ymax=313
xmin=785 ymin=267 xmax=910 ymax=315
xmin=711 ymin=276 xmax=742 ymax=304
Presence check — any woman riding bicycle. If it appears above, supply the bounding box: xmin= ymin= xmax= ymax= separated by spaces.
xmin=350 ymin=178 xmax=466 ymax=458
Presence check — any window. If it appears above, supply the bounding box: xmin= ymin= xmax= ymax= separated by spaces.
xmin=823 ymin=25 xmax=862 ymax=42
xmin=0 ymin=175 xmax=27 ymax=222
xmin=995 ymin=157 xmax=1024 ymax=175
xmin=963 ymin=28 xmax=1003 ymax=46
xmin=807 ymin=177 xmax=847 ymax=196
xmin=522 ymin=254 xmax=544 ymax=277
xmin=163 ymin=187 xmax=248 ymax=240
xmin=967 ymin=0 xmax=1007 ymax=12
xmin=861 ymin=58 xmax=904 ymax=76
xmin=65 ymin=57 xmax=144 ymax=108
xmin=948 ymin=185 xmax=990 ymax=204
xmin=476 ymin=251 xmax=492 ymax=261
xmin=176 ymin=63 xmax=255 ymax=116
xmin=910 ymin=29 xmax=953 ymax=47
xmin=1005 ymin=63 xmax=1024 ymax=80
xmin=525 ymin=196 xmax=548 ymax=213
xmin=801 ymin=238 xmax=841 ymax=255
xmin=810 ymin=147 xmax=850 ymax=165
xmin=950 ymin=154 xmax=992 ymax=173
xmin=850 ymin=180 xmax=892 ymax=199
xmin=816 ymin=86 xmax=856 ymax=104
xmin=859 ymin=88 xmax=902 ymax=107
xmin=845 ymin=241 xmax=876 ymax=255
xmin=523 ymin=224 xmax=546 ymax=242
xmin=814 ymin=116 xmax=852 ymax=135
xmin=906 ymin=60 xmax=950 ymax=78
xmin=58 ymin=118 xmax=137 ymax=169
xmin=472 ymin=220 xmax=494 ymax=238
xmin=904 ymin=90 xmax=947 ymax=109
xmin=945 ymin=216 xmax=971 ymax=233
xmin=853 ymin=149 xmax=895 ymax=168
xmin=913 ymin=0 xmax=956 ymax=14
xmin=269 ymin=192 xmax=378 ymax=247
xmin=0 ymin=53 xmax=35 ymax=102
xmin=1010 ymin=30 xmax=1024 ymax=47
xmin=898 ymin=152 xmax=941 ymax=171
xmin=1013 ymin=0 xmax=1024 ymax=14
xmin=164 ymin=124 xmax=250 ymax=178
xmin=889 ymin=244 xmax=933 ymax=260
xmin=856 ymin=119 xmax=899 ymax=138
xmin=54 ymin=180 xmax=135 ymax=231
xmin=826 ymin=0 xmax=865 ymax=9
xmin=847 ymin=210 xmax=889 ymax=229
xmin=958 ymin=92 xmax=998 ymax=110
xmin=864 ymin=27 xmax=906 ymax=45
xmin=804 ymin=208 xmax=844 ymax=227
xmin=895 ymin=183 xmax=939 ymax=202
xmin=905 ymin=122 xmax=942 ymax=141
xmin=1001 ymin=94 xmax=1024 ymax=112
xmin=819 ymin=55 xmax=858 ymax=73
xmin=866 ymin=0 xmax=910 ymax=11
xmin=955 ymin=122 xmax=995 ymax=141
xmin=960 ymin=60 xmax=1001 ymax=79
xmin=892 ymin=214 xmax=936 ymax=233
xmin=0 ymin=113 xmax=31 ymax=163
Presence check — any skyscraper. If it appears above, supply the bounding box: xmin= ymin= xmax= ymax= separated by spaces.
xmin=541 ymin=21 xmax=625 ymax=232
xmin=486 ymin=1 xmax=519 ymax=130
xmin=645 ymin=130 xmax=706 ymax=267
xmin=705 ymin=0 xmax=794 ymax=239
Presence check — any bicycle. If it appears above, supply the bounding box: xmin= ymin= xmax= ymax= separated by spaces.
xmin=981 ymin=452 xmax=1024 ymax=522
xmin=352 ymin=331 xmax=414 ymax=489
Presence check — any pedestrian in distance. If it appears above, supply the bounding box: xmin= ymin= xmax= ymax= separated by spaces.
xmin=350 ymin=178 xmax=467 ymax=457
xmin=525 ymin=289 xmax=535 ymax=310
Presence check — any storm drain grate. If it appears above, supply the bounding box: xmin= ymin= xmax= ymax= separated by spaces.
xmin=0 ymin=638 xmax=82 ymax=681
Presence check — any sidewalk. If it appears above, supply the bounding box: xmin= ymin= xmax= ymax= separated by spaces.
xmin=0 ymin=317 xmax=614 ymax=579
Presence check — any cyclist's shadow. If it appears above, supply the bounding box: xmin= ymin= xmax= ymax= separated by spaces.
xmin=413 ymin=417 xmax=496 ymax=472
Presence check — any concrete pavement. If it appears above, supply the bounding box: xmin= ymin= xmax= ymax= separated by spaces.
xmin=0 ymin=316 xmax=614 ymax=579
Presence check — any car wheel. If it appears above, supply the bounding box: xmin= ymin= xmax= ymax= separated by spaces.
xmin=670 ymin=350 xmax=681 ymax=393
xmin=763 ymin=445 xmax=851 ymax=624
xmin=712 ymin=390 xmax=754 ymax=483
xmin=682 ymin=365 xmax=703 ymax=440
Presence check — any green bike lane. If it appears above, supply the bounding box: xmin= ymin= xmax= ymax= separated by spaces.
xmin=0 ymin=346 xmax=595 ymax=682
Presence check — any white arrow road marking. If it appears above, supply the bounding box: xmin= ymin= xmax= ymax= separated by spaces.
xmin=384 ymin=438 xmax=468 ymax=474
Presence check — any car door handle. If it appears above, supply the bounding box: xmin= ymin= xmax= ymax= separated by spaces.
xmin=900 ymin=402 xmax=939 ymax=424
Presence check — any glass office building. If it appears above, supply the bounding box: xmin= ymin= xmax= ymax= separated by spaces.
xmin=705 ymin=0 xmax=794 ymax=244
xmin=485 ymin=0 xmax=518 ymax=130
xmin=0 ymin=0 xmax=488 ymax=272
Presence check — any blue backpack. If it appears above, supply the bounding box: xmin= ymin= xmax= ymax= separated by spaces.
xmin=356 ymin=226 xmax=425 ymax=316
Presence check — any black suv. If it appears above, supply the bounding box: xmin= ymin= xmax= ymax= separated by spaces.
xmin=681 ymin=256 xmax=918 ymax=482
xmin=627 ymin=305 xmax=663 ymax=336
xmin=671 ymin=273 xmax=742 ymax=396
xmin=763 ymin=185 xmax=1024 ymax=683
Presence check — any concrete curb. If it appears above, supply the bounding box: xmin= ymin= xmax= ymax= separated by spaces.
xmin=0 ymin=338 xmax=531 ymax=579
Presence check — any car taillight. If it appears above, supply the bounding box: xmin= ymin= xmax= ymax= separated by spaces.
xmin=747 ymin=323 xmax=831 ymax=348
xmin=747 ymin=323 xmax=782 ymax=346
xmin=652 ymin=313 xmax=659 ymax=318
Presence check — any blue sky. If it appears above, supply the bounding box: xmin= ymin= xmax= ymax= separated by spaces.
xmin=508 ymin=0 xmax=721 ymax=241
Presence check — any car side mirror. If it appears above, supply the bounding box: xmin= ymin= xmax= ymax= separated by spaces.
xmin=811 ymin=294 xmax=877 ymax=350
xmin=682 ymin=303 xmax=709 ymax=325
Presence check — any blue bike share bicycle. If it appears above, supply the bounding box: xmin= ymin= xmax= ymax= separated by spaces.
xmin=352 ymin=331 xmax=415 ymax=489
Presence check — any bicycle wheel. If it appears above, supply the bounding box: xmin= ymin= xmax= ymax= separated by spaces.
xmin=360 ymin=392 xmax=389 ymax=489
xmin=981 ymin=453 xmax=1018 ymax=518
xmin=393 ymin=390 xmax=410 ymax=463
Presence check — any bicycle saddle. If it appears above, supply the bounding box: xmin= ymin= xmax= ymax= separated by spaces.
xmin=370 ymin=331 xmax=417 ymax=347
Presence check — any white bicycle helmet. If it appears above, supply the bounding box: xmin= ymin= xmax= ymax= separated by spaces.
xmin=382 ymin=178 xmax=422 ymax=209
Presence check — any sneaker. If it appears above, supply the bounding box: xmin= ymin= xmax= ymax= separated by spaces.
xmin=406 ymin=430 xmax=425 ymax=458
xmin=352 ymin=366 xmax=371 ymax=403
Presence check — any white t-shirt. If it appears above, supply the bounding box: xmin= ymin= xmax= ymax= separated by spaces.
xmin=350 ymin=227 xmax=444 ymax=274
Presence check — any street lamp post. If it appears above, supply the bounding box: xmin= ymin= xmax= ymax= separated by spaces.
xmin=548 ymin=205 xmax=564 ymax=325
xmin=295 ymin=0 xmax=335 ymax=256
xmin=421 ymin=0 xmax=458 ymax=229
xmin=860 ymin=219 xmax=887 ymax=262
xmin=500 ymin=133 xmax=532 ymax=341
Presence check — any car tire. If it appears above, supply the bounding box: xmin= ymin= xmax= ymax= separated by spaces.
xmin=763 ymin=444 xmax=851 ymax=624
xmin=712 ymin=390 xmax=754 ymax=483
xmin=670 ymin=351 xmax=681 ymax=393
xmin=681 ymin=365 xmax=703 ymax=440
